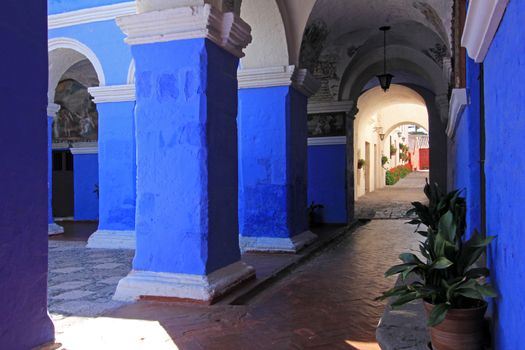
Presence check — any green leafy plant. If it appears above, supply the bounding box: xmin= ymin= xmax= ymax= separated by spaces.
xmin=385 ymin=165 xmax=412 ymax=185
xmin=357 ymin=158 xmax=366 ymax=169
xmin=390 ymin=144 xmax=397 ymax=156
xmin=381 ymin=155 xmax=389 ymax=167
xmin=377 ymin=182 xmax=497 ymax=327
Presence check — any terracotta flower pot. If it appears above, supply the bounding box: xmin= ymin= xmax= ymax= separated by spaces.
xmin=424 ymin=302 xmax=487 ymax=350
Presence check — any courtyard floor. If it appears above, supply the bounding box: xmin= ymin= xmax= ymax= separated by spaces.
xmin=46 ymin=172 xmax=426 ymax=350
xmin=355 ymin=171 xmax=428 ymax=219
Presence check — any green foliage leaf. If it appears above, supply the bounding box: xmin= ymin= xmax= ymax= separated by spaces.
xmin=477 ymin=284 xmax=498 ymax=298
xmin=427 ymin=303 xmax=450 ymax=327
xmin=385 ymin=263 xmax=416 ymax=277
xmin=399 ymin=253 xmax=423 ymax=265
xmin=430 ymin=257 xmax=453 ymax=270
xmin=391 ymin=292 xmax=419 ymax=308
xmin=465 ymin=268 xmax=490 ymax=279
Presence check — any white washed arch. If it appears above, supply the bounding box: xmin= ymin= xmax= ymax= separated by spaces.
xmin=48 ymin=37 xmax=106 ymax=102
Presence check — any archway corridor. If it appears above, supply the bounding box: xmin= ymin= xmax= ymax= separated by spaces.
xmin=5 ymin=0 xmax=492 ymax=349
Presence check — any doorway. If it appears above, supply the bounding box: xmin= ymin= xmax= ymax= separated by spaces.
xmin=52 ymin=150 xmax=74 ymax=218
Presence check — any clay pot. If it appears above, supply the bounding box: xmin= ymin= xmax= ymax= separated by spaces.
xmin=424 ymin=302 xmax=487 ymax=350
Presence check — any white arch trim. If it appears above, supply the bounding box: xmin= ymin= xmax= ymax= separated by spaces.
xmin=127 ymin=60 xmax=135 ymax=84
xmin=48 ymin=37 xmax=106 ymax=86
xmin=384 ymin=122 xmax=428 ymax=139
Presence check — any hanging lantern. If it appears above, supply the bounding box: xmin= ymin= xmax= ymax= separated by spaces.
xmin=377 ymin=26 xmax=394 ymax=92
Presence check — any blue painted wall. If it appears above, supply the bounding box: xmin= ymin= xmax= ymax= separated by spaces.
xmin=452 ymin=58 xmax=481 ymax=234
xmin=0 ymin=1 xmax=54 ymax=347
xmin=97 ymin=102 xmax=136 ymax=231
xmin=49 ymin=0 xmax=131 ymax=15
xmin=73 ymin=154 xmax=99 ymax=220
xmin=308 ymin=144 xmax=347 ymax=224
xmin=49 ymin=20 xmax=132 ymax=85
xmin=133 ymin=39 xmax=240 ymax=275
xmin=238 ymin=86 xmax=308 ymax=239
xmin=483 ymin=1 xmax=525 ymax=348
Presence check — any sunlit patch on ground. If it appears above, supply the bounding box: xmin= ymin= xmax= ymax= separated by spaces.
xmin=52 ymin=314 xmax=179 ymax=350
xmin=345 ymin=340 xmax=381 ymax=350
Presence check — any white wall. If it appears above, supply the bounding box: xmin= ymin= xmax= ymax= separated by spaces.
xmin=354 ymin=85 xmax=429 ymax=198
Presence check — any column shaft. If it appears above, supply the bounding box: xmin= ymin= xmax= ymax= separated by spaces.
xmin=87 ymin=88 xmax=137 ymax=249
xmin=237 ymin=67 xmax=320 ymax=253
xmin=114 ymin=4 xmax=254 ymax=302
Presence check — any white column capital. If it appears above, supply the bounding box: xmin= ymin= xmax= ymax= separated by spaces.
xmin=47 ymin=103 xmax=61 ymax=117
xmin=446 ymin=88 xmax=469 ymax=139
xmin=307 ymin=100 xmax=356 ymax=114
xmin=461 ymin=0 xmax=509 ymax=63
xmin=117 ymin=3 xmax=252 ymax=58
xmin=137 ymin=0 xmax=241 ymax=16
xmin=292 ymin=68 xmax=321 ymax=98
xmin=237 ymin=65 xmax=320 ymax=97
xmin=70 ymin=146 xmax=99 ymax=155
xmin=88 ymin=84 xmax=136 ymax=104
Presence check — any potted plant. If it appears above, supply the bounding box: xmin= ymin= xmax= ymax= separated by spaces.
xmin=378 ymin=181 xmax=497 ymax=350
xmin=390 ymin=144 xmax=397 ymax=157
xmin=357 ymin=158 xmax=366 ymax=169
xmin=381 ymin=155 xmax=389 ymax=168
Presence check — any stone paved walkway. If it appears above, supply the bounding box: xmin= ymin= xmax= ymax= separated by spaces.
xmin=48 ymin=241 xmax=133 ymax=317
xmin=355 ymin=171 xmax=428 ymax=219
xmin=91 ymin=220 xmax=419 ymax=350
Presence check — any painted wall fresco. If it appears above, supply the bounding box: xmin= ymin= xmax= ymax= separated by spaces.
xmin=53 ymin=79 xmax=98 ymax=142
xmin=307 ymin=112 xmax=346 ymax=137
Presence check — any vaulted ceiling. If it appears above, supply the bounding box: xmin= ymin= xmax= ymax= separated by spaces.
xmin=298 ymin=0 xmax=453 ymax=102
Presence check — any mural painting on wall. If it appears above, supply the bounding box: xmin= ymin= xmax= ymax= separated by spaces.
xmin=53 ymin=79 xmax=98 ymax=142
xmin=307 ymin=112 xmax=346 ymax=138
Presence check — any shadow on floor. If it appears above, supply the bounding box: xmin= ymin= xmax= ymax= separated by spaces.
xmin=50 ymin=221 xmax=98 ymax=242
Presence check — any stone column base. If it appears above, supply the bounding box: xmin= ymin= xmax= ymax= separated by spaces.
xmin=113 ymin=261 xmax=255 ymax=303
xmin=48 ymin=223 xmax=64 ymax=236
xmin=87 ymin=230 xmax=136 ymax=250
xmin=240 ymin=231 xmax=318 ymax=253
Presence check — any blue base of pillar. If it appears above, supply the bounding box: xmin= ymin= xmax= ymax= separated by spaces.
xmin=48 ymin=223 xmax=64 ymax=236
xmin=113 ymin=261 xmax=254 ymax=302
xmin=239 ymin=230 xmax=317 ymax=253
xmin=87 ymin=230 xmax=135 ymax=249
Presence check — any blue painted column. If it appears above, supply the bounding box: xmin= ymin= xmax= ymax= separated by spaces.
xmin=114 ymin=3 xmax=254 ymax=302
xmin=237 ymin=66 xmax=319 ymax=252
xmin=0 ymin=1 xmax=54 ymax=347
xmin=87 ymin=86 xmax=136 ymax=249
xmin=47 ymin=103 xmax=64 ymax=235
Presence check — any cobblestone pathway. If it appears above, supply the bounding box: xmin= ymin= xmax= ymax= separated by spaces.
xmin=355 ymin=171 xmax=427 ymax=219
xmin=103 ymin=220 xmax=420 ymax=350
xmin=48 ymin=241 xmax=133 ymax=316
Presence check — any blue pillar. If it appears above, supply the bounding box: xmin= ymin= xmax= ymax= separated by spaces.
xmin=237 ymin=67 xmax=319 ymax=252
xmin=87 ymin=86 xmax=136 ymax=249
xmin=0 ymin=1 xmax=54 ymax=347
xmin=114 ymin=3 xmax=254 ymax=302
xmin=47 ymin=104 xmax=64 ymax=235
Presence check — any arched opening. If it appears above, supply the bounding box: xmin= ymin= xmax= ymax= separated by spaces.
xmin=48 ymin=39 xmax=104 ymax=236
xmin=353 ymin=85 xmax=429 ymax=197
